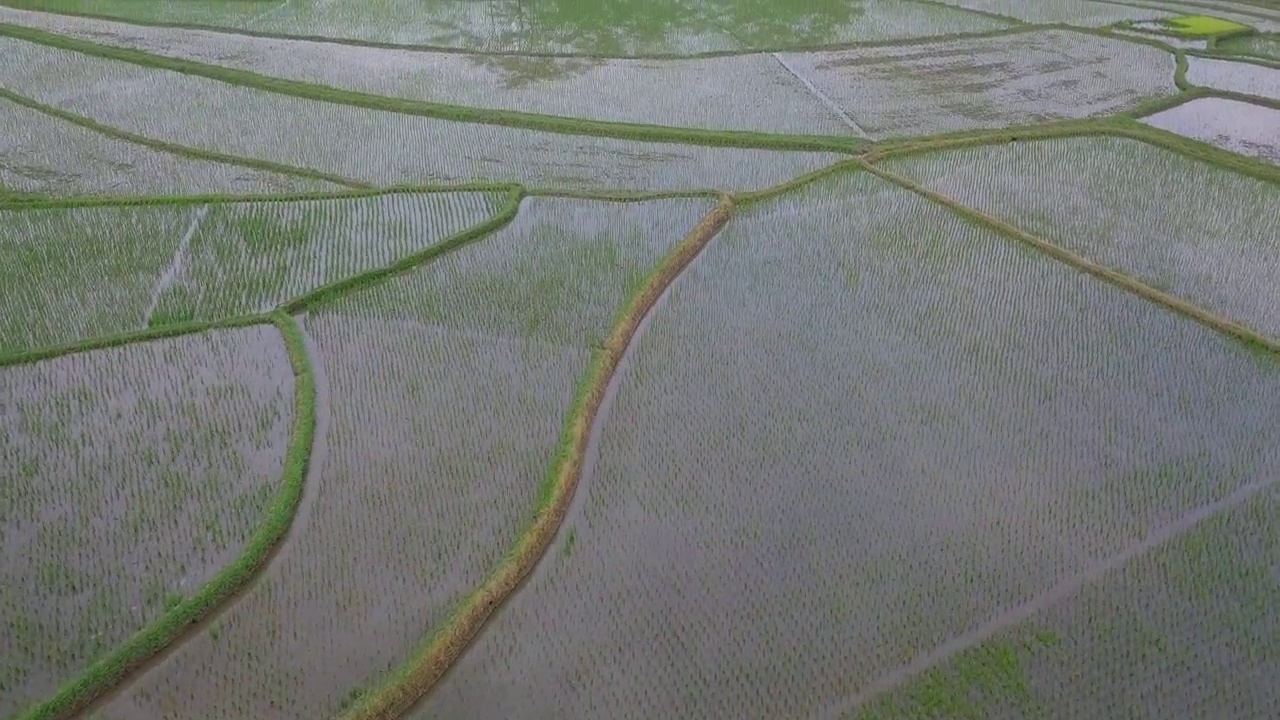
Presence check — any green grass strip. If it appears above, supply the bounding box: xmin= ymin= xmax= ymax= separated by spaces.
xmin=0 ymin=3 xmax=1048 ymax=58
xmin=9 ymin=312 xmax=316 ymax=720
xmin=864 ymin=117 xmax=1280 ymax=186
xmin=0 ymin=23 xmax=864 ymax=153
xmin=0 ymin=312 xmax=267 ymax=368
xmin=733 ymin=156 xmax=865 ymax=207
xmin=523 ymin=187 xmax=724 ymax=202
xmin=282 ymin=187 xmax=525 ymax=313
xmin=1122 ymin=86 xmax=1207 ymax=117
xmin=0 ymin=86 xmax=367 ymax=189
xmin=1201 ymin=40 xmax=1280 ymax=66
xmin=862 ymin=117 xmax=1121 ymax=162
xmin=862 ymin=161 xmax=1280 ymax=358
xmin=336 ymin=195 xmax=735 ymax=720
xmin=0 ymin=182 xmax=518 ymax=211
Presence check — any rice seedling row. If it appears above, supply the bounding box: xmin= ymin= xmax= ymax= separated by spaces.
xmin=882 ymin=136 xmax=1280 ymax=338
xmin=775 ymin=29 xmax=1177 ymax=139
xmin=414 ymin=169 xmax=1280 ymax=720
xmin=0 ymin=93 xmax=326 ymax=198
xmin=88 ymin=197 xmax=713 ymax=720
xmin=846 ymin=486 xmax=1280 ymax=719
xmin=147 ymin=191 xmax=506 ymax=327
xmin=0 ymin=204 xmax=190 ymax=354
xmin=0 ymin=325 xmax=294 ymax=718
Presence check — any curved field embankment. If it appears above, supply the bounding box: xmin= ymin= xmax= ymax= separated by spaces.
xmin=337 ymin=195 xmax=735 ymax=720
xmin=9 ymin=313 xmax=315 ymax=720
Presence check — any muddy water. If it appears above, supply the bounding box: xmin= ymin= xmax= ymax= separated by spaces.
xmin=1142 ymin=97 xmax=1280 ymax=164
xmin=0 ymin=325 xmax=293 ymax=718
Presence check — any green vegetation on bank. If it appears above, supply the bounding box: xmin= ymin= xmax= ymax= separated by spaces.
xmin=9 ymin=314 xmax=315 ymax=720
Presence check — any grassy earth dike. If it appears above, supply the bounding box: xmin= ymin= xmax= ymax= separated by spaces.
xmin=336 ymin=196 xmax=734 ymax=720
xmin=9 ymin=313 xmax=316 ymax=720
xmin=2 ymin=5 xmax=1279 ymax=719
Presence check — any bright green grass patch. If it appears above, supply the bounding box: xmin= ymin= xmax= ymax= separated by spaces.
xmin=1161 ymin=15 xmax=1253 ymax=38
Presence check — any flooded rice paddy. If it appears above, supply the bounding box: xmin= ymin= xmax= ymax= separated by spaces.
xmin=885 ymin=137 xmax=1280 ymax=339
xmin=1141 ymin=97 xmax=1280 ymax=164
xmin=0 ymin=326 xmax=292 ymax=717
xmin=85 ymin=197 xmax=710 ymax=718
xmin=415 ymin=170 xmax=1280 ymax=719
xmin=3 ymin=1 xmax=1279 ymax=719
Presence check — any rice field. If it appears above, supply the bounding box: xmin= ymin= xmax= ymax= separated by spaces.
xmin=774 ymin=30 xmax=1178 ymax=139
xmin=86 ymin=197 xmax=712 ymax=719
xmin=1218 ymin=31 xmax=1280 ymax=59
xmin=0 ymin=94 xmax=329 ymax=198
xmin=848 ymin=486 xmax=1280 ymax=720
xmin=146 ymin=191 xmax=506 ymax=326
xmin=0 ymin=326 xmax=293 ymax=718
xmin=0 ymin=204 xmax=195 ymax=353
xmin=0 ymin=8 xmax=855 ymax=136
xmin=0 ymin=0 xmax=1011 ymax=53
xmin=1184 ymin=55 xmax=1280 ymax=99
xmin=5 ymin=2 xmax=1280 ymax=720
xmin=0 ymin=35 xmax=843 ymax=190
xmin=414 ymin=169 xmax=1280 ymax=720
xmin=884 ymin=137 xmax=1280 ymax=339
xmin=1142 ymin=97 xmax=1280 ymax=163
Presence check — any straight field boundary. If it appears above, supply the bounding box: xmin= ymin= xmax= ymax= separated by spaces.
xmin=0 ymin=23 xmax=866 ymax=154
xmin=860 ymin=160 xmax=1280 ymax=357
xmin=0 ymin=87 xmax=368 ymax=189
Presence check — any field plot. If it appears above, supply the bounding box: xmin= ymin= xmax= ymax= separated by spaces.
xmin=930 ymin=0 xmax=1173 ymax=25
xmin=0 ymin=94 xmax=327 ymax=198
xmin=146 ymin=191 xmax=505 ymax=326
xmin=884 ymin=137 xmax=1280 ymax=338
xmin=0 ymin=204 xmax=195 ymax=353
xmin=776 ymin=30 xmax=1177 ymax=139
xmin=1142 ymin=97 xmax=1280 ymax=163
xmin=0 ymin=7 xmax=853 ymax=136
xmin=415 ymin=171 xmax=1280 ymax=720
xmin=0 ymin=326 xmax=293 ymax=718
xmin=0 ymin=36 xmax=843 ymax=191
xmin=847 ymin=487 xmax=1280 ymax=720
xmin=90 ymin=197 xmax=714 ymax=720
xmin=1218 ymin=32 xmax=1280 ymax=59
xmin=0 ymin=0 xmax=1009 ymax=54
xmin=1184 ymin=55 xmax=1280 ymax=99
xmin=1131 ymin=1 xmax=1280 ymax=31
